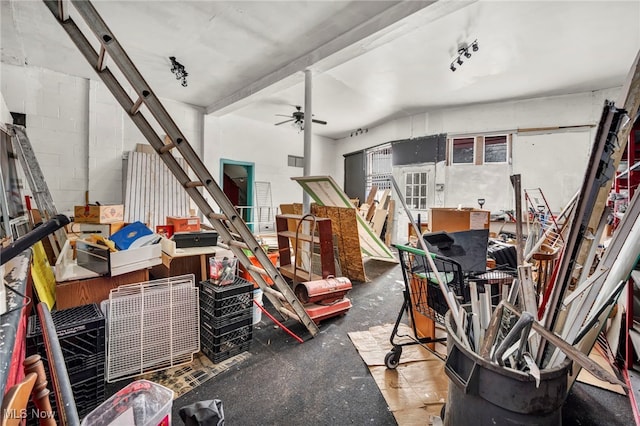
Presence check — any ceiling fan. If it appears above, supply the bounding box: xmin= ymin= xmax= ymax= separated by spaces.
xmin=274 ymin=105 xmax=327 ymax=129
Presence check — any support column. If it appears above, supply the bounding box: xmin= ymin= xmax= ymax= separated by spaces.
xmin=303 ymin=69 xmax=312 ymax=214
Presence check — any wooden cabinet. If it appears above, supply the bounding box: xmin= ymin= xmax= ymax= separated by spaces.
xmin=56 ymin=268 xmax=149 ymax=310
xmin=276 ymin=214 xmax=334 ymax=282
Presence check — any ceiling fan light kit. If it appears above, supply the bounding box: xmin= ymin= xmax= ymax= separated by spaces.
xmin=274 ymin=105 xmax=327 ymax=132
xmin=449 ymin=39 xmax=478 ymax=72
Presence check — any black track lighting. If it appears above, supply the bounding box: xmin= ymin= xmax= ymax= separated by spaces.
xmin=449 ymin=39 xmax=479 ymax=72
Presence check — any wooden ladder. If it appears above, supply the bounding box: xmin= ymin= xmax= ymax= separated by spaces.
xmin=42 ymin=0 xmax=319 ymax=337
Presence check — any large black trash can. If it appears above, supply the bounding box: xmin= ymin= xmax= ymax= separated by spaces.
xmin=444 ymin=311 xmax=571 ymax=426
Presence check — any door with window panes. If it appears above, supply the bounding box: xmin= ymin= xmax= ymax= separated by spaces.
xmin=392 ymin=165 xmax=435 ymax=243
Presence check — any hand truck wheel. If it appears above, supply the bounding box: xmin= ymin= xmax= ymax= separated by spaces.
xmin=384 ymin=346 xmax=402 ymax=369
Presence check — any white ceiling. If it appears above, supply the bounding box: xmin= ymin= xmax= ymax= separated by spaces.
xmin=2 ymin=1 xmax=640 ymax=139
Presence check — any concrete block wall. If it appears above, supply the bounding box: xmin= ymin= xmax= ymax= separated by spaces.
xmin=1 ymin=65 xmax=89 ymax=214
xmin=1 ymin=63 xmax=203 ymax=217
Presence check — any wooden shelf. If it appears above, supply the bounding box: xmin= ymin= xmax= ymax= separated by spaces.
xmin=277 ymin=230 xmax=320 ymax=243
xmin=279 ymin=264 xmax=322 ymax=282
xmin=276 ymin=214 xmax=335 ymax=281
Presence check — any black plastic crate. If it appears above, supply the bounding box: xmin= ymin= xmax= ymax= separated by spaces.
xmin=27 ymin=330 xmax=105 ymax=367
xmin=201 ymin=323 xmax=252 ymax=349
xmin=28 ymin=303 xmax=105 ymax=336
xmin=199 ymin=289 xmax=252 ymax=317
xmin=26 ymin=373 xmax=105 ymax=425
xmin=63 ymin=374 xmax=105 ymax=420
xmin=27 ymin=304 xmax=106 ymax=359
xmin=200 ymin=311 xmax=252 ymax=336
xmin=200 ymin=277 xmax=253 ymax=299
xmin=200 ymin=297 xmax=252 ymax=325
xmin=201 ymin=340 xmax=251 ymax=364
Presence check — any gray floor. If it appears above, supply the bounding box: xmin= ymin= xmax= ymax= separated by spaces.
xmin=167 ymin=259 xmax=635 ymax=425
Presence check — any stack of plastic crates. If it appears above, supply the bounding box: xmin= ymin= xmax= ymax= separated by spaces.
xmin=199 ymin=276 xmax=253 ymax=363
xmin=26 ymin=303 xmax=106 ymax=424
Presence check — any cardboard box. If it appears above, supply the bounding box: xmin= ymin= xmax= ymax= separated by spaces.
xmin=76 ymin=239 xmax=162 ymax=277
xmin=429 ymin=208 xmax=490 ymax=233
xmin=74 ymin=205 xmax=124 ymax=224
xmin=166 ymin=216 xmax=201 ymax=232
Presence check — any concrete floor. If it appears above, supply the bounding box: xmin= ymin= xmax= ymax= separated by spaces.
xmin=168 ymin=259 xmax=635 ymax=425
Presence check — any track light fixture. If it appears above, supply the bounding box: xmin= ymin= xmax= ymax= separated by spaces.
xmin=350 ymin=128 xmax=368 ymax=137
xmin=449 ymin=39 xmax=479 ymax=72
xmin=169 ymin=56 xmax=188 ymax=87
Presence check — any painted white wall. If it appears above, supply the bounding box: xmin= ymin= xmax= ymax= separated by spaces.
xmin=203 ymin=114 xmax=338 ymax=212
xmin=335 ymin=88 xmax=620 ymax=243
xmin=0 ymin=90 xmax=12 ymax=132
xmin=0 ymin=63 xmax=203 ymax=217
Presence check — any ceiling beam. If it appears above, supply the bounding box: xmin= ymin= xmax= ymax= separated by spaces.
xmin=206 ymin=0 xmax=476 ymax=115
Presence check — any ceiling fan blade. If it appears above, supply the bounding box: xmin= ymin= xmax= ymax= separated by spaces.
xmin=312 ymin=119 xmax=327 ymax=125
xmin=275 ymin=114 xmax=292 ymax=118
xmin=274 ymin=119 xmax=294 ymax=126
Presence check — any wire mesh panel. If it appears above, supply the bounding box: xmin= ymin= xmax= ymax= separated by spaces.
xmin=106 ymin=274 xmax=199 ymax=382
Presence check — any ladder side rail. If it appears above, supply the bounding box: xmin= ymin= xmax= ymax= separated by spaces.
xmin=10 ymin=127 xmax=58 ymax=218
xmin=9 ymin=125 xmax=64 ymax=256
xmin=47 ymin=0 xmax=319 ymax=336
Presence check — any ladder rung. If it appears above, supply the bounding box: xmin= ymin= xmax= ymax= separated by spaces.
xmin=130 ymin=95 xmax=144 ymax=115
xmin=184 ymin=181 xmax=203 ymax=188
xmin=208 ymin=212 xmax=227 ymax=221
xmin=277 ymin=306 xmax=301 ymax=322
xmin=263 ymin=286 xmax=285 ymax=301
xmin=97 ymin=45 xmax=107 ymax=71
xmin=159 ymin=142 xmax=175 ymax=154
xmin=247 ymin=264 xmax=266 ymax=275
xmin=228 ymin=240 xmax=250 ymax=249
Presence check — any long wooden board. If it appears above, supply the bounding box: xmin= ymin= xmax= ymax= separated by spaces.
xmin=292 ymin=176 xmax=396 ymax=262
